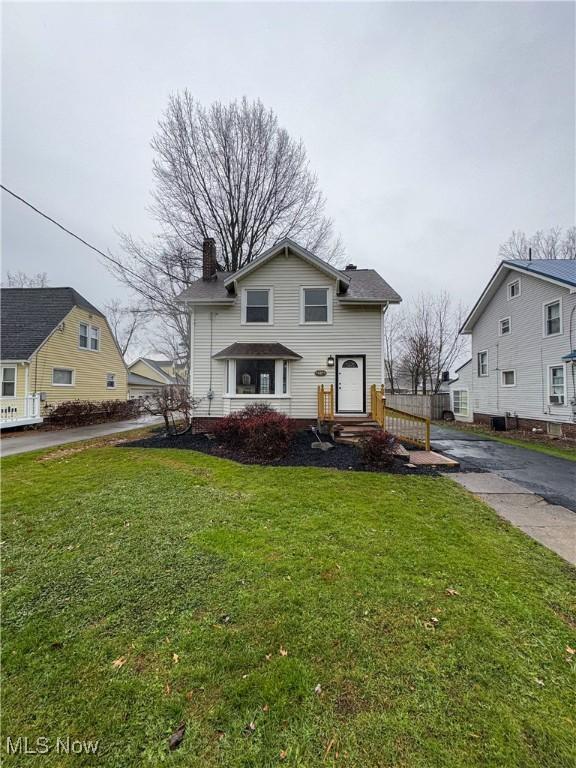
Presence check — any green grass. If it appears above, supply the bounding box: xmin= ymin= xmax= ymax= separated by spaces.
xmin=2 ymin=442 xmax=575 ymax=767
xmin=438 ymin=423 xmax=576 ymax=462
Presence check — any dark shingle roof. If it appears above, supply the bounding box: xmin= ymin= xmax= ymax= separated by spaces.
xmin=1 ymin=287 xmax=104 ymax=360
xmin=128 ymin=372 xmax=165 ymax=387
xmin=177 ymin=267 xmax=401 ymax=304
xmin=503 ymin=259 xmax=576 ymax=288
xmin=213 ymin=342 xmax=302 ymax=359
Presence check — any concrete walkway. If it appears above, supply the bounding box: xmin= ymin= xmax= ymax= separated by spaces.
xmin=448 ymin=472 xmax=576 ymax=565
xmin=1 ymin=416 xmax=163 ymax=457
xmin=432 ymin=425 xmax=576 ymax=512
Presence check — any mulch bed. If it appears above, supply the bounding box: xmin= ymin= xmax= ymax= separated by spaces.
xmin=124 ymin=428 xmax=450 ymax=475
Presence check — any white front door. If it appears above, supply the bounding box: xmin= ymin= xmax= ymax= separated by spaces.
xmin=336 ymin=356 xmax=364 ymax=413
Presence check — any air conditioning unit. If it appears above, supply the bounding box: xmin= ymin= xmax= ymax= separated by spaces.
xmin=549 ymin=395 xmax=564 ymax=405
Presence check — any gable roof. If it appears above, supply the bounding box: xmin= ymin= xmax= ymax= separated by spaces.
xmin=1 ymin=287 xmax=105 ymax=361
xmin=213 ymin=342 xmax=302 ymax=359
xmin=129 ymin=357 xmax=183 ymax=384
xmin=128 ymin=371 xmax=166 ymax=387
xmin=177 ymin=239 xmax=401 ymax=305
xmin=461 ymin=260 xmax=576 ymax=333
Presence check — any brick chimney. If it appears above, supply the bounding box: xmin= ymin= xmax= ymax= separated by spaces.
xmin=202 ymin=238 xmax=217 ymax=280
xmin=345 ymin=263 xmax=357 ymax=270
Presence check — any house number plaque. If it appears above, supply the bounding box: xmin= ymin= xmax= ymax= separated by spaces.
xmin=315 ymin=369 xmax=327 ymax=377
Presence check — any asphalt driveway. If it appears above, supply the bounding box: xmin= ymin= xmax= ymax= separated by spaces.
xmin=432 ymin=425 xmax=576 ymax=513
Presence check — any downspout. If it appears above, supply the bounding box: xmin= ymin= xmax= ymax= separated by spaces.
xmin=188 ymin=306 xmax=194 ymax=398
xmin=380 ymin=304 xmax=388 ymax=387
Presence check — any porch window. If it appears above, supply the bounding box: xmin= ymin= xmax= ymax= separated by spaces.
xmin=1 ymin=367 xmax=16 ymax=397
xmin=452 ymin=389 xmax=468 ymax=416
xmin=548 ymin=366 xmax=565 ymax=405
xmin=302 ymin=287 xmax=330 ymax=323
xmin=52 ymin=368 xmax=74 ymax=386
xmin=243 ymin=289 xmax=271 ymax=324
xmin=236 ymin=359 xmax=275 ymax=394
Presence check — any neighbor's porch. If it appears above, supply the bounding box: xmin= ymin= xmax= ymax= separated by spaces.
xmin=0 ymin=394 xmax=43 ymax=429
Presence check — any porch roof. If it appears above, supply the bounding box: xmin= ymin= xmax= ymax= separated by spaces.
xmin=212 ymin=342 xmax=302 ymax=360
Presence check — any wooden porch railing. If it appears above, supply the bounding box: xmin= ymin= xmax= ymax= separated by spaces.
xmin=370 ymin=384 xmax=430 ymax=450
xmin=317 ymin=384 xmax=334 ymax=421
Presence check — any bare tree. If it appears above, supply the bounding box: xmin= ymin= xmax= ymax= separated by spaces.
xmin=382 ymin=309 xmax=405 ymax=394
xmin=140 ymin=385 xmax=202 ymax=436
xmin=4 ymin=270 xmax=49 ymax=287
xmin=499 ymin=226 xmax=576 ymax=260
xmin=104 ymin=299 xmax=148 ymax=358
xmin=397 ymin=292 xmax=467 ymax=394
xmin=107 ymin=95 xmax=344 ymax=356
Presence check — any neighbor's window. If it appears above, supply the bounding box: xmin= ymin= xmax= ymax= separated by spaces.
xmin=452 ymin=389 xmax=468 ymax=416
xmin=79 ymin=322 xmax=89 ymax=349
xmin=244 ymin=289 xmax=271 ymax=323
xmin=106 ymin=373 xmax=116 ymax=389
xmin=507 ymin=280 xmax=520 ymax=299
xmin=302 ymin=287 xmax=330 ymax=323
xmin=549 ymin=366 xmax=565 ymax=405
xmin=235 ymin=359 xmax=275 ymax=394
xmin=1 ymin=367 xmax=16 ymax=397
xmin=477 ymin=351 xmax=488 ymax=377
xmin=501 ymin=370 xmax=516 ymax=387
xmin=544 ymin=300 xmax=561 ymax=336
xmin=52 ymin=368 xmax=74 ymax=386
xmin=499 ymin=317 xmax=511 ymax=336
xmin=90 ymin=326 xmax=100 ymax=351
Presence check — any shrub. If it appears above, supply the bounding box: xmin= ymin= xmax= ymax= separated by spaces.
xmin=357 ymin=429 xmax=398 ymax=468
xmin=213 ymin=404 xmax=294 ymax=460
xmin=45 ymin=399 xmax=141 ymax=427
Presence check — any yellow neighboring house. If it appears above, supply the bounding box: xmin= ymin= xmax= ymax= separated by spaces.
xmin=127 ymin=357 xmax=186 ymax=399
xmin=0 ymin=287 xmax=128 ymax=428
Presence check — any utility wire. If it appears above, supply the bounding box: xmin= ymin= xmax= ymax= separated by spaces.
xmin=0 ymin=184 xmax=164 ymax=299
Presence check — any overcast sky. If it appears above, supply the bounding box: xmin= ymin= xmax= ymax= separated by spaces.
xmin=2 ymin=1 xmax=575 ymax=337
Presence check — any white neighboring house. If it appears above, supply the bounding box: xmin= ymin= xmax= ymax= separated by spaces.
xmin=177 ymin=238 xmax=402 ymax=420
xmin=450 ymin=259 xmax=576 ymax=436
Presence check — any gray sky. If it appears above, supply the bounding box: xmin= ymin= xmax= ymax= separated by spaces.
xmin=2 ymin=1 xmax=575 ymax=333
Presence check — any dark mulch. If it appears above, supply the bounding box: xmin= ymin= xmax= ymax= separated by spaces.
xmin=123 ymin=428 xmax=449 ymax=475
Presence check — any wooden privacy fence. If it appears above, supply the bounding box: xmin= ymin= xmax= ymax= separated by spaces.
xmin=385 ymin=393 xmax=450 ymax=420
xmin=370 ymin=385 xmax=431 ymax=450
xmin=317 ymin=384 xmax=334 ymax=420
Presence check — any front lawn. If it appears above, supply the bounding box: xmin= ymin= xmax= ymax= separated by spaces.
xmin=2 ymin=443 xmax=575 ymax=767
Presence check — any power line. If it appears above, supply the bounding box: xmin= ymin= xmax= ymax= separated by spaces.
xmin=0 ymin=184 xmax=164 ymax=299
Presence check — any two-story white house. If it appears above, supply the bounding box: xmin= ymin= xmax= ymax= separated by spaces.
xmin=178 ymin=238 xmax=401 ymax=422
xmin=450 ymin=259 xmax=576 ymax=437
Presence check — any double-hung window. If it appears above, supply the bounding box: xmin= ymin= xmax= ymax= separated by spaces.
xmin=243 ymin=289 xmax=271 ymax=324
xmin=499 ymin=317 xmax=511 ymax=336
xmin=106 ymin=373 xmax=117 ymax=389
xmin=477 ymin=351 xmax=488 ymax=377
xmin=507 ymin=280 xmax=521 ymax=299
xmin=1 ymin=367 xmax=16 ymax=397
xmin=548 ymin=366 xmax=565 ymax=405
xmin=90 ymin=326 xmax=100 ymax=351
xmin=544 ymin=300 xmax=562 ymax=337
xmin=79 ymin=323 xmax=89 ymax=349
xmin=301 ymin=287 xmax=331 ymax=323
xmin=80 ymin=322 xmax=100 ymax=350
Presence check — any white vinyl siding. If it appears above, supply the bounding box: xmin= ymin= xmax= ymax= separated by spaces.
xmin=469 ymin=270 xmax=575 ymax=423
xmin=190 ymin=252 xmax=383 ymax=418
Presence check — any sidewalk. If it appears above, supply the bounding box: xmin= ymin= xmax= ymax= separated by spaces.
xmin=1 ymin=416 xmax=163 ymax=457
xmin=448 ymin=472 xmax=576 ymax=565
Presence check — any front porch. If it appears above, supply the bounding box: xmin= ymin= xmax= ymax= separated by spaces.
xmin=0 ymin=394 xmax=43 ymax=429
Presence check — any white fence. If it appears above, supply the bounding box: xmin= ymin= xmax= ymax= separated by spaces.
xmin=0 ymin=394 xmax=43 ymax=427
xmin=385 ymin=393 xmax=450 ymax=421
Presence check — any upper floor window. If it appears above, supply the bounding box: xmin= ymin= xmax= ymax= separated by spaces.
xmin=548 ymin=365 xmax=566 ymax=405
xmin=477 ymin=351 xmax=488 ymax=377
xmin=301 ymin=287 xmax=331 ymax=323
xmin=507 ymin=279 xmax=521 ymax=300
xmin=499 ymin=317 xmax=511 ymax=336
xmin=90 ymin=326 xmax=100 ymax=351
xmin=80 ymin=322 xmax=100 ymax=350
xmin=1 ymin=367 xmax=16 ymax=397
xmin=106 ymin=373 xmax=117 ymax=389
xmin=243 ymin=289 xmax=272 ymax=324
xmin=543 ymin=299 xmax=562 ymax=337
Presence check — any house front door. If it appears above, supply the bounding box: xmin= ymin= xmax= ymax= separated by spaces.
xmin=336 ymin=356 xmax=365 ymax=413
